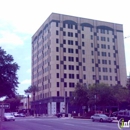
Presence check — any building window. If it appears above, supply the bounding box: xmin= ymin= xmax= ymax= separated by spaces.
xmin=76 ymin=74 xmax=79 ymax=79
xmin=82 ymin=34 xmax=84 ymax=38
xmin=56 ymin=56 xmax=59 ymax=60
xmin=107 ymin=37 xmax=109 ymax=42
xmin=98 ymin=51 xmax=100 ymax=56
xmin=91 ymin=51 xmax=94 ymax=55
xmin=75 ymin=33 xmax=78 ymax=37
xmin=63 ymin=39 xmax=66 ymax=44
xmin=76 ymin=66 xmax=79 ymax=70
xmin=63 ymin=23 xmax=66 ymax=28
xmin=109 ymin=68 xmax=112 ymax=72
xmin=83 ymin=66 xmax=86 ymax=71
xmin=76 ymin=57 xmax=79 ymax=62
xmin=56 ymin=22 xmax=58 ymax=27
xmin=64 ymin=82 xmax=67 ymax=87
xmin=98 ymin=67 xmax=101 ymax=72
xmin=64 ymin=65 xmax=67 ymax=70
xmin=108 ymin=53 xmax=110 ymax=57
xmin=92 ymin=67 xmax=94 ymax=72
xmin=64 ymin=56 xmax=66 ymax=61
xmin=83 ymin=58 xmax=85 ymax=63
xmin=56 ymin=39 xmax=59 ymax=43
xmin=57 ymin=73 xmax=59 ymax=78
xmin=63 ymin=48 xmax=66 ymax=52
xmin=57 ymin=82 xmax=59 ymax=87
xmin=56 ymin=47 xmax=59 ymax=52
xmin=110 ymin=76 xmax=112 ymax=80
xmin=82 ymin=42 xmax=85 ymax=46
xmin=114 ymin=61 xmax=116 ymax=65
xmin=64 ymin=73 xmax=67 ymax=78
xmin=75 ymin=49 xmax=78 ymax=54
xmin=90 ymin=35 xmax=93 ymax=40
xmin=97 ymin=36 xmax=99 ymax=40
xmin=63 ymin=31 xmax=66 ymax=36
xmin=56 ymin=64 xmax=59 ymax=69
xmin=56 ymin=30 xmax=58 ymax=35
xmin=69 ymin=74 xmax=71 ymax=79
xmin=91 ymin=43 xmax=93 ymax=48
xmin=75 ymin=25 xmax=77 ymax=29
xmin=97 ymin=44 xmax=99 ymax=48
xmin=92 ymin=59 xmax=94 ymax=63
xmin=75 ymin=41 xmax=78 ymax=46
xmin=108 ymin=45 xmax=110 ymax=49
xmin=90 ymin=28 xmax=93 ymax=32
xmin=84 ymin=75 xmax=86 ymax=79
xmin=82 ymin=50 xmax=85 ymax=54
xmin=98 ymin=59 xmax=100 ymax=64
xmin=57 ymin=91 xmax=59 ymax=96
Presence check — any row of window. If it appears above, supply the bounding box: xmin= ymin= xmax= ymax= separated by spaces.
xmin=56 ymin=39 xmax=115 ymax=51
xmin=56 ymin=30 xmax=115 ymax=42
xmin=57 ymin=82 xmax=75 ymax=87
xmin=93 ymin=75 xmax=117 ymax=81
xmin=56 ymin=64 xmax=86 ymax=71
xmin=55 ymin=23 xmax=113 ymax=35
xmin=56 ymin=73 xmax=86 ymax=79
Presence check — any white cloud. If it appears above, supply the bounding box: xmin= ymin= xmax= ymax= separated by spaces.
xmin=0 ymin=31 xmax=24 ymax=47
xmin=21 ymin=79 xmax=31 ymax=85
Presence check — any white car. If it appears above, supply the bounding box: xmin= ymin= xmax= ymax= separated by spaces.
xmin=4 ymin=113 xmax=15 ymax=121
xmin=91 ymin=114 xmax=113 ymax=122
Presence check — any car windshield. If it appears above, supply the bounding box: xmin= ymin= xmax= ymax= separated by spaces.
xmin=4 ymin=113 xmax=12 ymax=116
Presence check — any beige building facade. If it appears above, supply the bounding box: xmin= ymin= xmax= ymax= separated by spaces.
xmin=31 ymin=13 xmax=127 ymax=115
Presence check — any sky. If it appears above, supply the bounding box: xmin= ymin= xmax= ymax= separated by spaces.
xmin=0 ymin=0 xmax=130 ymax=95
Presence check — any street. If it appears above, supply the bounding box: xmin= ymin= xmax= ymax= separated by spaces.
xmin=1 ymin=117 xmax=120 ymax=130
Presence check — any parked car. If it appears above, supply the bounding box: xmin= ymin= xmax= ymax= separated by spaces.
xmin=117 ymin=110 xmax=130 ymax=121
xmin=90 ymin=114 xmax=113 ymax=122
xmin=4 ymin=113 xmax=15 ymax=121
xmin=13 ymin=112 xmax=26 ymax=117
xmin=55 ymin=113 xmax=68 ymax=118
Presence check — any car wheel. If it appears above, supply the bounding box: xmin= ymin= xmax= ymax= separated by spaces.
xmin=92 ymin=118 xmax=95 ymax=122
xmin=100 ymin=118 xmax=103 ymax=122
xmin=108 ymin=120 xmax=112 ymax=123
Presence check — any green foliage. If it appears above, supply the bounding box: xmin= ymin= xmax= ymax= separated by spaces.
xmin=112 ymin=85 xmax=129 ymax=105
xmin=126 ymin=75 xmax=130 ymax=90
xmin=88 ymin=83 xmax=115 ymax=107
xmin=70 ymin=83 xmax=88 ymax=106
xmin=0 ymin=47 xmax=19 ymax=97
xmin=24 ymin=85 xmax=38 ymax=101
xmin=3 ymin=94 xmax=23 ymax=112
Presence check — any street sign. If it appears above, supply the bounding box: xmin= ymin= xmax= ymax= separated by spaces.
xmin=0 ymin=104 xmax=10 ymax=109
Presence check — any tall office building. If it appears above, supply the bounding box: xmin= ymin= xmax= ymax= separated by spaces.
xmin=31 ymin=13 xmax=126 ymax=115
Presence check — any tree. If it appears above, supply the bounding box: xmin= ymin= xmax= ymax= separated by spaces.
xmin=70 ymin=83 xmax=89 ymax=108
xmin=126 ymin=75 xmax=130 ymax=91
xmin=111 ymin=85 xmax=129 ymax=108
xmin=3 ymin=94 xmax=24 ymax=112
xmin=24 ymin=85 xmax=39 ymax=102
xmin=88 ymin=83 xmax=115 ymax=111
xmin=24 ymin=85 xmax=39 ymax=116
xmin=0 ymin=47 xmax=19 ymax=98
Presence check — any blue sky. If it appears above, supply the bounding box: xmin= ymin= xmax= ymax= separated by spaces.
xmin=0 ymin=0 xmax=130 ymax=95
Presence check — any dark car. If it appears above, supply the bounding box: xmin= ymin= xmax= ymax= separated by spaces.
xmin=55 ymin=113 xmax=68 ymax=118
xmin=117 ymin=110 xmax=130 ymax=121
